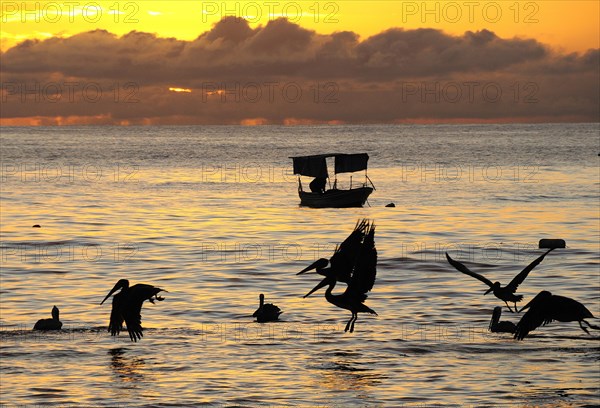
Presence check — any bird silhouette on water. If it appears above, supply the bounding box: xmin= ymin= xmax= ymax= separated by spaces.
xmin=514 ymin=290 xmax=600 ymax=340
xmin=252 ymin=294 xmax=283 ymax=323
xmin=100 ymin=279 xmax=167 ymax=342
xmin=445 ymin=248 xmax=555 ymax=312
xmin=33 ymin=305 xmax=62 ymax=330
xmin=488 ymin=306 xmax=516 ymax=334
xmin=300 ymin=219 xmax=378 ymax=333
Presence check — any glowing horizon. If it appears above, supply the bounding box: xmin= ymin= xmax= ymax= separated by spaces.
xmin=1 ymin=1 xmax=598 ymax=125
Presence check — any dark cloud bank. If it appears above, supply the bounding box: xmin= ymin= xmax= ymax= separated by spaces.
xmin=1 ymin=17 xmax=598 ymax=124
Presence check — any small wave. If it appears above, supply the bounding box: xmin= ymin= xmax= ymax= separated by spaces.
xmin=400 ymin=346 xmax=436 ymax=354
xmin=325 ymin=362 xmax=369 ymax=372
xmin=27 ymin=392 xmax=65 ymax=399
xmin=29 ymin=387 xmax=66 ymax=393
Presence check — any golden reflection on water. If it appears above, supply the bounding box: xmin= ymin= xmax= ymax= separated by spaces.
xmin=1 ymin=127 xmax=598 ymax=406
xmin=109 ymin=348 xmax=147 ymax=383
xmin=316 ymin=351 xmax=384 ymax=392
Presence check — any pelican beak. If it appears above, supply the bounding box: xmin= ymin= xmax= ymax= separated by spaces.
xmin=303 ymin=277 xmax=330 ymax=298
xmin=297 ymin=260 xmax=320 ymax=275
xmin=100 ymin=282 xmax=122 ymax=305
xmin=484 ymin=288 xmax=493 ymax=295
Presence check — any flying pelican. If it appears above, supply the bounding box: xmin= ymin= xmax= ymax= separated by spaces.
xmin=33 ymin=305 xmax=62 ymax=330
xmin=514 ymin=290 xmax=600 ymax=340
xmin=252 ymin=294 xmax=283 ymax=323
xmin=301 ymin=220 xmax=378 ymax=333
xmin=445 ymin=248 xmax=555 ymax=312
xmin=298 ymin=219 xmax=369 ymax=294
xmin=489 ymin=306 xmax=516 ymax=334
xmin=100 ymin=279 xmax=167 ymax=342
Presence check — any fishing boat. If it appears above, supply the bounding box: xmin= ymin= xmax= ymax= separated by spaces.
xmin=290 ymin=153 xmax=375 ymax=208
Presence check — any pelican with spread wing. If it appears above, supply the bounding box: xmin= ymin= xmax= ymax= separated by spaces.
xmin=100 ymin=279 xmax=167 ymax=342
xmin=445 ymin=248 xmax=555 ymax=312
xmin=514 ymin=290 xmax=600 ymax=340
xmin=299 ymin=219 xmax=378 ymax=333
xmin=297 ymin=219 xmax=369 ymax=291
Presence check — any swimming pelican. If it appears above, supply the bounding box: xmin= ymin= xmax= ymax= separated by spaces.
xmin=489 ymin=306 xmax=516 ymax=334
xmin=445 ymin=248 xmax=555 ymax=312
xmin=298 ymin=219 xmax=370 ymax=293
xmin=302 ymin=220 xmax=378 ymax=333
xmin=514 ymin=290 xmax=600 ymax=340
xmin=33 ymin=305 xmax=62 ymax=330
xmin=100 ymin=279 xmax=166 ymax=342
xmin=252 ymin=294 xmax=283 ymax=323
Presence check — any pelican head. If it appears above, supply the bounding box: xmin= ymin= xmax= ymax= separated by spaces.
xmin=303 ymin=274 xmax=336 ymax=298
xmin=489 ymin=306 xmax=502 ymax=330
xmin=259 ymin=293 xmax=265 ymax=307
xmin=485 ymin=282 xmax=501 ymax=295
xmin=51 ymin=305 xmax=60 ymax=321
xmin=297 ymin=258 xmax=329 ymax=275
xmin=101 ymin=279 xmax=130 ymax=305
xmin=518 ymin=290 xmax=552 ymax=312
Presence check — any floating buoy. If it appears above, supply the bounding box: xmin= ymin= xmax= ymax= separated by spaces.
xmin=539 ymin=239 xmax=566 ymax=249
xmin=385 ymin=203 xmax=395 ymax=207
xmin=32 ymin=224 xmax=41 ymax=228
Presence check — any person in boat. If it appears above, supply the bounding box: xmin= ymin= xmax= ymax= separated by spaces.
xmin=309 ymin=177 xmax=327 ymax=194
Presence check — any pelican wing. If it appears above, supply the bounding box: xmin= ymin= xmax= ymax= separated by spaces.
xmin=122 ymin=284 xmax=163 ymax=342
xmin=346 ymin=222 xmax=377 ymax=298
xmin=122 ymin=297 xmax=144 ymax=342
xmin=514 ymin=301 xmax=554 ymax=340
xmin=514 ymin=291 xmax=557 ymax=340
xmin=445 ymin=253 xmax=494 ymax=288
xmin=108 ymin=293 xmax=125 ymax=337
xmin=506 ymin=248 xmax=554 ymax=293
xmin=330 ymin=219 xmax=369 ymax=281
xmin=264 ymin=303 xmax=282 ymax=316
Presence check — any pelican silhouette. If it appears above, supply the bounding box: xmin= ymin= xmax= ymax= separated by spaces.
xmin=33 ymin=305 xmax=62 ymax=330
xmin=302 ymin=220 xmax=378 ymax=333
xmin=252 ymin=294 xmax=283 ymax=323
xmin=445 ymin=248 xmax=555 ymax=312
xmin=297 ymin=219 xmax=370 ymax=287
xmin=514 ymin=290 xmax=600 ymax=340
xmin=489 ymin=306 xmax=516 ymax=334
xmin=100 ymin=279 xmax=166 ymax=342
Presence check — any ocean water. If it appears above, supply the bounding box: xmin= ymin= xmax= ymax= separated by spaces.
xmin=0 ymin=124 xmax=599 ymax=407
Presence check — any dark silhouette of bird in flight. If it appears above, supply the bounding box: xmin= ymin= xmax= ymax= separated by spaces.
xmin=298 ymin=219 xmax=370 ymax=294
xmin=488 ymin=306 xmax=516 ymax=334
xmin=33 ymin=305 xmax=62 ymax=330
xmin=100 ymin=279 xmax=166 ymax=342
xmin=445 ymin=248 xmax=555 ymax=312
xmin=300 ymin=219 xmax=378 ymax=333
xmin=252 ymin=294 xmax=283 ymax=323
xmin=514 ymin=290 xmax=600 ymax=340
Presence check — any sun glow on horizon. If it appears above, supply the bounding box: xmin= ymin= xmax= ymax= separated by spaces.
xmin=169 ymin=87 xmax=192 ymax=93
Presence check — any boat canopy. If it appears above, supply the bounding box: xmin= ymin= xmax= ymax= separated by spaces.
xmin=290 ymin=153 xmax=369 ymax=177
xmin=334 ymin=153 xmax=369 ymax=174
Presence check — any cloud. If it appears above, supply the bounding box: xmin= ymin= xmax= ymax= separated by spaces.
xmin=1 ymin=17 xmax=598 ymax=124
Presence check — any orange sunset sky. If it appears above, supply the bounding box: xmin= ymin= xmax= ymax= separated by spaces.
xmin=1 ymin=1 xmax=599 ymax=125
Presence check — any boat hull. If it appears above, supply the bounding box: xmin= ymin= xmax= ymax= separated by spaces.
xmin=298 ymin=187 xmax=373 ymax=208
